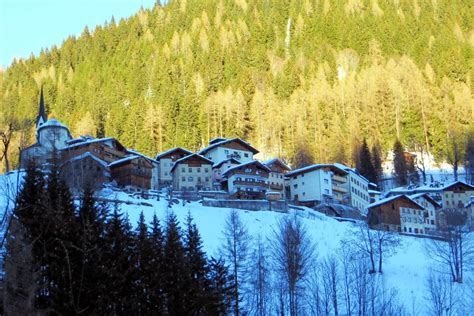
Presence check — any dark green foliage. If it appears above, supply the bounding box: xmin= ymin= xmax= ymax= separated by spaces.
xmin=1 ymin=0 xmax=472 ymax=172
xmin=356 ymin=138 xmax=376 ymax=184
xmin=371 ymin=144 xmax=383 ymax=188
xmin=393 ymin=139 xmax=408 ymax=186
xmin=464 ymin=131 xmax=474 ymax=184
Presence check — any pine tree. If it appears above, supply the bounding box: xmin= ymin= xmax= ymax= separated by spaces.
xmin=162 ymin=212 xmax=187 ymax=315
xmin=207 ymin=257 xmax=235 ymax=315
xmin=464 ymin=131 xmax=474 ymax=184
xmin=356 ymin=138 xmax=376 ymax=184
xmin=74 ymin=187 xmax=107 ymax=313
xmin=149 ymin=213 xmax=165 ymax=313
xmin=393 ymin=139 xmax=408 ymax=186
xmin=183 ymin=211 xmax=210 ymax=314
xmin=371 ymin=144 xmax=383 ymax=188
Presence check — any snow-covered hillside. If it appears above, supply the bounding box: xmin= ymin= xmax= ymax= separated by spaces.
xmin=1 ymin=171 xmax=473 ymax=314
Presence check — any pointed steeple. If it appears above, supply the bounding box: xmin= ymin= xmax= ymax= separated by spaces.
xmin=36 ymin=86 xmax=47 ymax=127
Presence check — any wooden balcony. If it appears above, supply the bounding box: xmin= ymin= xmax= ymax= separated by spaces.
xmin=332 ymin=175 xmax=347 ymax=183
xmin=233 ymin=180 xmax=267 ymax=187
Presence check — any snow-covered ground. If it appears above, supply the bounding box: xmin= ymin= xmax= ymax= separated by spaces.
xmin=1 ymin=171 xmax=472 ymax=314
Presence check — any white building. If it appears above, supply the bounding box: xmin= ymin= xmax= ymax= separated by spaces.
xmin=264 ymin=158 xmax=291 ymax=199
xmin=286 ymin=164 xmax=335 ymax=204
xmin=220 ymin=161 xmax=270 ymax=199
xmin=155 ymin=147 xmax=193 ymax=186
xmin=211 ymin=158 xmax=241 ymax=190
xmin=440 ymin=181 xmax=474 ymax=210
xmin=409 ymin=193 xmax=441 ymax=234
xmin=171 ymin=154 xmax=213 ymax=192
xmin=333 ymin=163 xmax=371 ymax=212
xmin=198 ymin=138 xmax=258 ymax=165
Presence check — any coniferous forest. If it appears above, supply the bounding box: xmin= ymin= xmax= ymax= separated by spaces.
xmin=1 ymin=0 xmax=473 ymax=171
xmin=4 ymin=164 xmax=234 ymax=314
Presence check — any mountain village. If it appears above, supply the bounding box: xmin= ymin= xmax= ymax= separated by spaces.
xmin=20 ymin=93 xmax=474 ymax=238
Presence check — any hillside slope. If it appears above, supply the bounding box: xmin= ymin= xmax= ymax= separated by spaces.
xmin=1 ymin=171 xmax=473 ymax=314
xmin=1 ymin=0 xmax=473 ymax=171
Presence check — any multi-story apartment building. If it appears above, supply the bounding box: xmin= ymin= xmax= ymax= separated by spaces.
xmin=333 ymin=163 xmax=371 ymax=212
xmin=199 ymin=138 xmax=258 ymax=165
xmin=367 ymin=195 xmax=425 ymax=233
xmin=171 ymin=154 xmax=213 ymax=192
xmin=220 ymin=161 xmax=270 ymax=199
xmin=286 ymin=164 xmax=335 ymax=204
xmin=409 ymin=193 xmax=441 ymax=234
xmin=440 ymin=181 xmax=474 ymax=210
xmin=155 ymin=147 xmax=193 ymax=186
xmin=264 ymin=158 xmax=291 ymax=199
xmin=211 ymin=158 xmax=241 ymax=190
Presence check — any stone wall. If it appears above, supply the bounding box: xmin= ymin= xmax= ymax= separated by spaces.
xmin=202 ymin=199 xmax=288 ymax=213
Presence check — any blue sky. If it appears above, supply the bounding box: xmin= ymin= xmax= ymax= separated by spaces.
xmin=0 ymin=0 xmax=157 ymax=68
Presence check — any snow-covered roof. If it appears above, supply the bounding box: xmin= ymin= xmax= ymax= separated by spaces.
xmin=368 ymin=189 xmax=382 ymax=194
xmin=441 ymin=180 xmax=474 ymax=191
xmin=108 ymin=155 xmax=141 ymax=168
xmin=263 ymin=158 xmax=291 ymax=171
xmin=198 ymin=138 xmax=259 ymax=155
xmin=408 ymin=193 xmax=441 ymax=208
xmin=155 ymin=147 xmax=193 ymax=160
xmin=367 ymin=194 xmax=424 ymax=210
xmin=286 ymin=164 xmax=348 ymax=177
xmin=126 ymin=149 xmax=158 ymax=164
xmin=221 ymin=160 xmax=271 ymax=177
xmin=62 ymin=137 xmax=116 ymax=150
xmin=212 ymin=158 xmax=241 ymax=169
xmin=37 ymin=118 xmax=69 ymax=131
xmin=170 ymin=154 xmax=213 ymax=172
xmin=62 ymin=152 xmax=109 ymax=168
xmin=333 ymin=163 xmax=370 ymax=183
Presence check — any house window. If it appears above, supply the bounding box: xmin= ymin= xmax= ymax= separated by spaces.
xmin=244 ymin=153 xmax=249 ymax=158
xmin=324 ymin=189 xmax=329 ymax=194
xmin=205 ymin=177 xmax=209 ymax=182
xmin=324 ymin=179 xmax=329 ymax=184
xmin=188 ymin=177 xmax=193 ymax=181
xmin=182 ymin=167 xmax=185 ymax=172
xmin=197 ymin=168 xmax=201 ymax=173
xmin=189 ymin=168 xmax=192 ymax=173
xmin=198 ymin=177 xmax=202 ymax=182
xmin=205 ymin=168 xmax=209 ymax=173
xmin=293 ymin=184 xmax=298 ymax=189
xmin=164 ymin=172 xmax=168 ymax=176
xmin=225 ymin=150 xmax=229 ymax=154
xmin=303 ymin=192 xmax=306 ymax=196
xmin=182 ymin=177 xmax=186 ymax=182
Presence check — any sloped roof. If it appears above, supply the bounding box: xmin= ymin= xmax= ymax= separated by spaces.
xmin=155 ymin=147 xmax=193 ymax=160
xmin=126 ymin=149 xmax=158 ymax=164
xmin=264 ymin=158 xmax=291 ymax=171
xmin=409 ymin=193 xmax=442 ymax=209
xmin=170 ymin=154 xmax=213 ymax=172
xmin=367 ymin=194 xmax=424 ymax=210
xmin=441 ymin=180 xmax=474 ymax=192
xmin=198 ymin=138 xmax=259 ymax=155
xmin=221 ymin=160 xmax=271 ymax=177
xmin=37 ymin=118 xmax=69 ymax=131
xmin=212 ymin=158 xmax=241 ymax=169
xmin=108 ymin=155 xmax=152 ymax=168
xmin=62 ymin=137 xmax=127 ymax=151
xmin=286 ymin=164 xmax=348 ymax=177
xmin=62 ymin=152 xmax=109 ymax=168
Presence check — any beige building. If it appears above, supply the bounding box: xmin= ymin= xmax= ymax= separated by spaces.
xmin=441 ymin=181 xmax=474 ymax=211
xmin=171 ymin=154 xmax=213 ymax=192
xmin=264 ymin=158 xmax=291 ymax=199
xmin=155 ymin=147 xmax=193 ymax=186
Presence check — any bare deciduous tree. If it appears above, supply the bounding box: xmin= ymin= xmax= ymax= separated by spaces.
xmin=220 ymin=209 xmax=251 ymax=316
xmin=271 ymin=214 xmax=315 ymax=316
xmin=248 ymin=235 xmax=271 ymax=316
xmin=425 ymin=270 xmax=458 ymax=316
xmin=426 ymin=211 xmax=474 ymax=283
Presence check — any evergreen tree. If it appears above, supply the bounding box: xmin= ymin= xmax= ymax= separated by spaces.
xmin=393 ymin=139 xmax=408 ymax=187
xmin=99 ymin=206 xmax=135 ymax=314
xmin=74 ymin=187 xmax=107 ymax=313
xmin=148 ymin=213 xmax=165 ymax=313
xmin=207 ymin=257 xmax=235 ymax=315
xmin=184 ymin=211 xmax=210 ymax=314
xmin=162 ymin=213 xmax=187 ymax=315
xmin=464 ymin=131 xmax=474 ymax=184
xmin=371 ymin=143 xmax=383 ymax=188
xmin=356 ymin=138 xmax=376 ymax=184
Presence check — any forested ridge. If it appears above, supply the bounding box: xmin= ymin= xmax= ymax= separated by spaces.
xmin=1 ymin=0 xmax=473 ymax=171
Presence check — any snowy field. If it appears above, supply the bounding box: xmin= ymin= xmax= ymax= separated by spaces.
xmin=1 ymin=171 xmax=473 ymax=314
